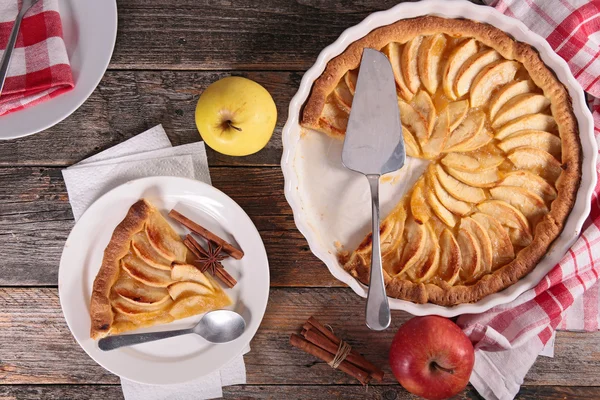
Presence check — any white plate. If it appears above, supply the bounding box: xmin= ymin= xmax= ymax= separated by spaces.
xmin=59 ymin=177 xmax=270 ymax=384
xmin=281 ymin=0 xmax=597 ymax=317
xmin=0 ymin=0 xmax=117 ymax=140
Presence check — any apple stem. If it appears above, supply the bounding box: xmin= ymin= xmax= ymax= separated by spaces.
xmin=227 ymin=120 xmax=242 ymax=132
xmin=431 ymin=362 xmax=454 ymax=375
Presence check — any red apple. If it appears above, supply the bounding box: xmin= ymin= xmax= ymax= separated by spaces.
xmin=389 ymin=316 xmax=474 ymax=400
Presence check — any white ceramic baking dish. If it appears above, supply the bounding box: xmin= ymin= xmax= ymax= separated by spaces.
xmin=281 ymin=0 xmax=596 ymax=317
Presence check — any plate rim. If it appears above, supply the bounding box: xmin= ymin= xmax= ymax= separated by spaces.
xmin=58 ymin=176 xmax=270 ymax=384
xmin=0 ymin=0 xmax=118 ymax=140
xmin=280 ymin=0 xmax=597 ymax=317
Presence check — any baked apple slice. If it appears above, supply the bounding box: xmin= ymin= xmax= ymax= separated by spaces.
xmin=398 ymin=100 xmax=429 ymax=145
xmin=332 ymin=79 xmax=353 ymax=113
xmin=462 ymin=217 xmax=493 ymax=276
xmin=410 ymin=179 xmax=432 ymax=225
xmin=427 ymin=168 xmax=471 ymax=216
xmin=435 ymin=164 xmax=486 ymax=203
xmin=489 ymin=80 xmax=537 ymax=120
xmin=401 ymin=36 xmax=423 ymax=93
xmin=447 ymin=100 xmax=469 ymax=131
xmin=131 ymin=231 xmax=172 ymax=271
xmin=112 ymin=274 xmax=171 ymax=307
xmin=470 ymin=60 xmax=519 ymax=107
xmin=441 ymin=153 xmax=480 ymax=171
xmin=438 ymin=229 xmax=462 ymax=285
xmin=121 ymin=253 xmax=173 ymax=288
xmin=444 ymin=110 xmax=485 ymax=152
xmin=441 ymin=152 xmax=504 ymax=172
xmin=499 ymin=171 xmax=557 ymax=203
xmin=457 ymin=228 xmax=481 ymax=282
xmin=168 ymin=281 xmax=213 ymax=300
xmin=403 ymin=126 xmax=421 ymax=157
xmin=382 ymin=42 xmax=414 ymax=101
xmin=477 ymin=200 xmax=533 ymax=247
xmin=455 ymin=49 xmax=501 ymax=97
xmin=411 ymin=90 xmax=437 ymax=137
xmin=318 ymin=102 xmax=349 ymax=138
xmin=458 ymin=127 xmax=493 ymax=153
xmin=490 ymin=186 xmax=549 ymax=225
xmin=111 ymin=296 xmax=170 ymax=319
xmin=446 ymin=166 xmax=500 ymax=188
xmin=495 ymin=113 xmax=557 ymax=140
xmin=421 ymin=107 xmax=449 ymax=158
xmin=171 ymin=263 xmax=214 ymax=288
xmin=396 ymin=216 xmax=427 ymax=275
xmin=498 ymin=130 xmax=561 ymax=158
xmin=426 ymin=183 xmax=457 ymax=227
xmin=407 ymin=223 xmax=440 ymax=282
xmin=471 ymin=212 xmax=514 ymax=269
xmin=443 ymin=38 xmax=478 ymax=100
xmin=344 ymin=69 xmax=358 ymax=95
xmin=507 ymin=147 xmax=562 ymax=182
xmin=418 ymin=33 xmax=447 ymax=95
xmin=492 ymin=93 xmax=551 ymax=128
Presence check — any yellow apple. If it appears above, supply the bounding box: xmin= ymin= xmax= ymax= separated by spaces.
xmin=195 ymin=76 xmax=277 ymax=156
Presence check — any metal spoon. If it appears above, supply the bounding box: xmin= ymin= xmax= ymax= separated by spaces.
xmin=98 ymin=310 xmax=246 ymax=351
xmin=0 ymin=0 xmax=40 ymax=96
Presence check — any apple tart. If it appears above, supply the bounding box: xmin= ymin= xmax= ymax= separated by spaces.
xmin=301 ymin=16 xmax=581 ymax=305
xmin=90 ymin=199 xmax=231 ymax=339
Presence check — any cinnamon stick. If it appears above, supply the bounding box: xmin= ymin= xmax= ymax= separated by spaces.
xmin=170 ymin=209 xmax=244 ymax=259
xmin=289 ymin=334 xmax=370 ymax=385
xmin=184 ymin=237 xmax=237 ymax=288
xmin=305 ymin=317 xmax=339 ymax=344
xmin=302 ymin=327 xmax=384 ymax=382
xmin=305 ymin=317 xmax=384 ymax=381
xmin=214 ymin=266 xmax=237 ymax=288
xmin=184 ymin=237 xmax=201 ymax=259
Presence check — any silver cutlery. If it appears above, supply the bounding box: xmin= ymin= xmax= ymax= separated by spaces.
xmin=342 ymin=48 xmax=405 ymax=331
xmin=98 ymin=310 xmax=246 ymax=351
xmin=0 ymin=0 xmax=40 ymax=96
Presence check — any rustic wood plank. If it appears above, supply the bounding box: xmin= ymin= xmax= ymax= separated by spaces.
xmin=1 ymin=384 xmax=598 ymax=400
xmin=109 ymin=0 xmax=437 ymax=71
xmin=0 ymin=71 xmax=299 ymax=167
xmin=0 ymin=386 xmax=124 ymax=400
xmin=1 ymin=287 xmax=599 ymax=386
xmin=0 ymin=166 xmax=335 ymax=287
xmin=526 ymin=330 xmax=600 ymax=386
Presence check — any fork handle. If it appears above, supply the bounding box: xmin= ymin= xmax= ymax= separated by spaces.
xmin=0 ymin=7 xmax=29 ymax=96
xmin=364 ymin=174 xmax=391 ymax=331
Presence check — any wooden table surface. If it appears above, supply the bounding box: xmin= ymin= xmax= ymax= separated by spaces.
xmin=1 ymin=1 xmax=599 ymax=399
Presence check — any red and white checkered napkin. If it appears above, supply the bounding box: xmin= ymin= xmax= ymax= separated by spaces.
xmin=0 ymin=0 xmax=73 ymax=116
xmin=456 ymin=1 xmax=600 ymax=399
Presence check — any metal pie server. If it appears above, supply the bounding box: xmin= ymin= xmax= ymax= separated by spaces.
xmin=342 ymin=48 xmax=405 ymax=331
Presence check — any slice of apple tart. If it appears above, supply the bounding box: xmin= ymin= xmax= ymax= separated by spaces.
xmin=90 ymin=199 xmax=231 ymax=339
xmin=301 ymin=16 xmax=581 ymax=305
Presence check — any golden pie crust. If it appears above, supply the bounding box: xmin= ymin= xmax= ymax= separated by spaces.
xmin=90 ymin=199 xmax=231 ymax=339
xmin=300 ymin=16 xmax=581 ymax=305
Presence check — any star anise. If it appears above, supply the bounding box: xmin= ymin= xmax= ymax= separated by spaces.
xmin=193 ymin=240 xmax=228 ymax=275
xmin=183 ymin=234 xmax=237 ymax=288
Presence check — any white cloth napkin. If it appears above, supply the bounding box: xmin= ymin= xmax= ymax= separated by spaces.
xmin=62 ymin=124 xmax=249 ymax=400
xmin=121 ymin=347 xmax=250 ymax=400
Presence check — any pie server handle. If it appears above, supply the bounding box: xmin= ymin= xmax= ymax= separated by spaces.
xmin=365 ymin=174 xmax=391 ymax=331
xmin=98 ymin=328 xmax=194 ymax=351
